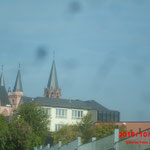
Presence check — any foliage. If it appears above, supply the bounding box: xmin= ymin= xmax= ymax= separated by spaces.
xmin=52 ymin=114 xmax=116 ymax=145
xmin=119 ymin=124 xmax=127 ymax=133
xmin=0 ymin=115 xmax=9 ymax=150
xmin=93 ymin=121 xmax=116 ymax=138
xmin=53 ymin=125 xmax=81 ymax=145
xmin=52 ymin=114 xmax=125 ymax=145
xmin=53 ymin=113 xmax=94 ymax=145
xmin=6 ymin=118 xmax=33 ymax=150
xmin=17 ymin=103 xmax=50 ymax=146
xmin=76 ymin=113 xmax=94 ymax=143
xmin=118 ymin=124 xmax=127 ymax=140
xmin=0 ymin=103 xmax=50 ymax=150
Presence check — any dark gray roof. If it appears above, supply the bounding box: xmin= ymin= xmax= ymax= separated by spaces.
xmin=0 ymin=72 xmax=5 ymax=86
xmin=0 ymin=71 xmax=10 ymax=106
xmin=21 ymin=96 xmax=115 ymax=112
xmin=0 ymin=86 xmax=10 ymax=106
xmin=13 ymin=69 xmax=23 ymax=92
xmin=47 ymin=60 xmax=59 ymax=90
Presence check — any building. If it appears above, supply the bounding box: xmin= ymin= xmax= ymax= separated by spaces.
xmin=95 ymin=121 xmax=150 ymax=133
xmin=0 ymin=70 xmax=11 ymax=116
xmin=115 ymin=122 xmax=150 ymax=133
xmin=0 ymin=60 xmax=120 ymax=131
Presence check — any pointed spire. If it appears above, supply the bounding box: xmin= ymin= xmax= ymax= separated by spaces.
xmin=0 ymin=65 xmax=11 ymax=106
xmin=13 ymin=64 xmax=23 ymax=92
xmin=8 ymin=85 xmax=11 ymax=92
xmin=0 ymin=65 xmax=5 ymax=87
xmin=47 ymin=60 xmax=59 ymax=90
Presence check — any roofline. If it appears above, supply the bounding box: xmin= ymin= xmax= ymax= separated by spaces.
xmin=117 ymin=121 xmax=150 ymax=123
xmin=95 ymin=121 xmax=150 ymax=123
xmin=32 ymin=103 xmax=92 ymax=110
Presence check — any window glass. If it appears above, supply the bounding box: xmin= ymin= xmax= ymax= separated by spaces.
xmin=72 ymin=110 xmax=83 ymax=119
xmin=56 ymin=108 xmax=67 ymax=118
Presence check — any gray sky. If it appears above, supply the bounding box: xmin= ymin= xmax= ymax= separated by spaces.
xmin=0 ymin=0 xmax=150 ymax=121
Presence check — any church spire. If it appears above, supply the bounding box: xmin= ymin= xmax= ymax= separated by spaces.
xmin=44 ymin=55 xmax=61 ymax=99
xmin=13 ymin=64 xmax=23 ymax=92
xmin=47 ymin=60 xmax=59 ymax=90
xmin=0 ymin=65 xmax=11 ymax=106
xmin=0 ymin=65 xmax=5 ymax=87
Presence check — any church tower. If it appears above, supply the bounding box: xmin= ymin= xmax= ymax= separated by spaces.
xmin=0 ymin=66 xmax=12 ymax=117
xmin=9 ymin=66 xmax=23 ymax=110
xmin=44 ymin=60 xmax=61 ymax=99
xmin=0 ymin=70 xmax=5 ymax=87
xmin=0 ymin=68 xmax=11 ymax=106
xmin=13 ymin=68 xmax=23 ymax=96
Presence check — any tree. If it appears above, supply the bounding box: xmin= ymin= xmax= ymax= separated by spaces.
xmin=76 ymin=113 xmax=94 ymax=143
xmin=0 ymin=115 xmax=9 ymax=150
xmin=6 ymin=118 xmax=33 ymax=150
xmin=93 ymin=121 xmax=116 ymax=138
xmin=53 ymin=113 xmax=94 ymax=145
xmin=17 ymin=103 xmax=50 ymax=146
xmin=53 ymin=125 xmax=81 ymax=145
xmin=93 ymin=121 xmax=127 ymax=140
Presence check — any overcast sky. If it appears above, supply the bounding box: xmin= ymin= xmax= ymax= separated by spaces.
xmin=0 ymin=0 xmax=150 ymax=121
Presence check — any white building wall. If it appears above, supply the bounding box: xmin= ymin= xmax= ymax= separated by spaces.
xmin=43 ymin=106 xmax=88 ymax=131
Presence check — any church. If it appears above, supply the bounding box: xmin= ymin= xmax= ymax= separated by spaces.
xmin=0 ymin=60 xmax=120 ymax=131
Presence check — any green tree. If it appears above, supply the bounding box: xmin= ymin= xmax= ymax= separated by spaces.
xmin=93 ymin=121 xmax=116 ymax=138
xmin=0 ymin=115 xmax=9 ymax=150
xmin=53 ymin=125 xmax=81 ymax=145
xmin=93 ymin=121 xmax=127 ymax=140
xmin=6 ymin=118 xmax=33 ymax=150
xmin=53 ymin=113 xmax=94 ymax=145
xmin=76 ymin=113 xmax=94 ymax=143
xmin=118 ymin=124 xmax=127 ymax=140
xmin=17 ymin=103 xmax=50 ymax=146
xmin=119 ymin=124 xmax=127 ymax=133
